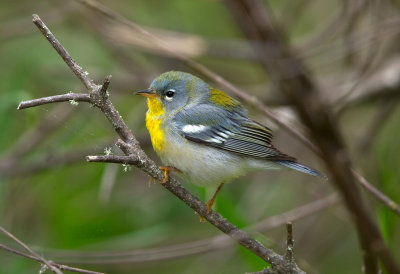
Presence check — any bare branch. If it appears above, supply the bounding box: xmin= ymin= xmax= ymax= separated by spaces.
xmin=247 ymin=221 xmax=299 ymax=274
xmin=335 ymin=56 xmax=400 ymax=111
xmin=32 ymin=14 xmax=95 ymax=90
xmin=0 ymin=226 xmax=62 ymax=274
xmin=252 ymin=193 xmax=339 ymax=231
xmin=353 ymin=170 xmax=400 ymax=216
xmin=17 ymin=93 xmax=91 ymax=110
xmin=42 ymin=194 xmax=339 ymax=265
xmin=86 ymin=155 xmax=137 ymax=165
xmin=285 ymin=222 xmax=294 ymax=264
xmin=99 ymin=75 xmax=111 ymax=95
xmin=0 ymin=243 xmax=104 ymax=274
xmin=356 ymin=100 xmax=398 ymax=153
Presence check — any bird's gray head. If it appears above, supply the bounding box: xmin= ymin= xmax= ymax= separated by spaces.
xmin=136 ymin=71 xmax=210 ymax=113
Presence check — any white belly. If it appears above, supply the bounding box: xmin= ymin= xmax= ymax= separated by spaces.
xmin=158 ymin=136 xmax=248 ymax=187
xmin=158 ymin=136 xmax=282 ymax=187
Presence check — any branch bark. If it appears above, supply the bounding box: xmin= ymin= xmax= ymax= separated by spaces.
xmin=17 ymin=93 xmax=91 ymax=109
xmin=0 ymin=243 xmax=103 ymax=274
xmin=285 ymin=223 xmax=294 ymax=265
xmin=0 ymin=226 xmax=62 ymax=274
xmin=18 ymin=14 xmax=305 ymax=273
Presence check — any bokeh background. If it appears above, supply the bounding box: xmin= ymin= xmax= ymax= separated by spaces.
xmin=1 ymin=0 xmax=400 ymax=273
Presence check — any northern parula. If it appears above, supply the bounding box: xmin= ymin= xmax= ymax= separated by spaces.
xmin=136 ymin=71 xmax=324 ymax=212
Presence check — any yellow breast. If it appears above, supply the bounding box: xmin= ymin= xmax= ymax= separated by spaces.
xmin=145 ymin=97 xmax=165 ymax=153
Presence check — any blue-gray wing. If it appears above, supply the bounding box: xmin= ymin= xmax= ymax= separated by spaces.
xmin=174 ymin=104 xmax=295 ymax=161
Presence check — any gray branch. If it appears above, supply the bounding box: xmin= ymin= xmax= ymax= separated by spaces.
xmin=17 ymin=93 xmax=90 ymax=109
xmin=0 ymin=243 xmax=104 ymax=274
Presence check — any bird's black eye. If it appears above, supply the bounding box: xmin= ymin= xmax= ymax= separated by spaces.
xmin=165 ymin=89 xmax=175 ymax=99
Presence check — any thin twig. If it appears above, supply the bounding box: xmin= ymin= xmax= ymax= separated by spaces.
xmin=336 ymin=56 xmax=400 ymax=112
xmin=20 ymin=14 xmax=304 ymax=273
xmin=356 ymin=100 xmax=398 ymax=153
xmin=42 ymin=194 xmax=339 ymax=265
xmin=0 ymin=243 xmax=104 ymax=274
xmin=32 ymin=14 xmax=95 ymax=90
xmin=353 ymin=170 xmax=400 ymax=216
xmin=17 ymin=93 xmax=91 ymax=110
xmin=99 ymin=75 xmax=111 ymax=96
xmin=285 ymin=222 xmax=294 ymax=264
xmin=86 ymin=155 xmax=135 ymax=164
xmin=0 ymin=226 xmax=62 ymax=274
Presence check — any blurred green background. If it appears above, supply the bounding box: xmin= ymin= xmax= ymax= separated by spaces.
xmin=1 ymin=0 xmax=399 ymax=273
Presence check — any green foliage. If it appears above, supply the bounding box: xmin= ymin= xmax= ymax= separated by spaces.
xmin=376 ymin=109 xmax=400 ymax=255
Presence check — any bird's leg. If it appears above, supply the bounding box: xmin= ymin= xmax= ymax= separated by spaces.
xmin=200 ymin=183 xmax=225 ymax=222
xmin=159 ymin=166 xmax=181 ymax=183
xmin=206 ymin=183 xmax=224 ymax=213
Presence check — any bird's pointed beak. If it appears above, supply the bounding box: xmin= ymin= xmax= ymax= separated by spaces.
xmin=135 ymin=88 xmax=159 ymax=98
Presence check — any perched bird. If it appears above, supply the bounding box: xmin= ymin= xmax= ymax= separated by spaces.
xmin=136 ymin=71 xmax=324 ymax=214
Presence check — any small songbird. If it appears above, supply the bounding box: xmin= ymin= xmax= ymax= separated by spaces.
xmin=136 ymin=71 xmax=324 ymax=213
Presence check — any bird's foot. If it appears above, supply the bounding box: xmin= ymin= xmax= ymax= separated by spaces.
xmin=159 ymin=166 xmax=180 ymax=184
xmin=199 ymin=183 xmax=225 ymax=222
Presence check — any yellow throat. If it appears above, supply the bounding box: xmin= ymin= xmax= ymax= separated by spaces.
xmin=145 ymin=97 xmax=165 ymax=153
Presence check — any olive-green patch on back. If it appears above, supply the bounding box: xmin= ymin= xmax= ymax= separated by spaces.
xmin=209 ymin=88 xmax=241 ymax=110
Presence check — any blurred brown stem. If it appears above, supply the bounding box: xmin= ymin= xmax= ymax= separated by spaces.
xmin=224 ymin=0 xmax=398 ymax=273
xmin=356 ymin=99 xmax=398 ymax=153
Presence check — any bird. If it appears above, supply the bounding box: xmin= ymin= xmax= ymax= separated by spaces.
xmin=136 ymin=71 xmax=324 ymax=215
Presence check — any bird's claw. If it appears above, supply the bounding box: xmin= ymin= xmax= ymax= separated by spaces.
xmin=159 ymin=166 xmax=180 ymax=184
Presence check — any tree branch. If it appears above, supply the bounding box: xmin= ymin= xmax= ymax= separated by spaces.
xmin=86 ymin=155 xmax=142 ymax=165
xmin=41 ymin=194 xmax=338 ymax=265
xmin=18 ymin=14 xmax=305 ymax=273
xmin=353 ymin=170 xmax=400 ymax=216
xmin=32 ymin=14 xmax=95 ymax=90
xmin=285 ymin=223 xmax=294 ymax=264
xmin=0 ymin=226 xmax=62 ymax=274
xmin=17 ymin=93 xmax=91 ymax=110
xmin=0 ymin=243 xmax=104 ymax=274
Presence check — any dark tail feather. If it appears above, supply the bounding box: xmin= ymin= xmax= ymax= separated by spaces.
xmin=275 ymin=160 xmax=326 ymax=179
